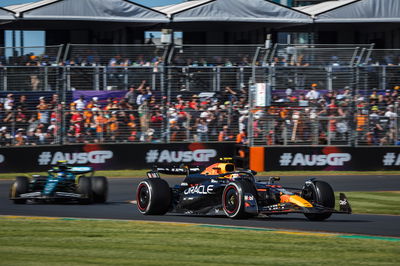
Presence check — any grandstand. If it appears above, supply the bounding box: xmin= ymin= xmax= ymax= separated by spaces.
xmin=0 ymin=43 xmax=399 ymax=147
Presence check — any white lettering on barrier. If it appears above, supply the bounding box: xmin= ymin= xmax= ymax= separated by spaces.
xmin=37 ymin=151 xmax=113 ymax=165
xmin=279 ymin=153 xmax=351 ymax=167
xmin=146 ymin=149 xmax=217 ymax=163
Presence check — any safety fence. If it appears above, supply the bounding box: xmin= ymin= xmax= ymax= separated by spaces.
xmin=2 ymin=65 xmax=400 ymax=93
xmin=250 ymin=107 xmax=399 ymax=147
xmin=0 ymin=104 xmax=399 ymax=147
xmin=0 ymin=65 xmax=399 ymax=147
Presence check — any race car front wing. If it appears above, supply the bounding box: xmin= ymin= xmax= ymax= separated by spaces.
xmin=10 ymin=191 xmax=87 ymax=200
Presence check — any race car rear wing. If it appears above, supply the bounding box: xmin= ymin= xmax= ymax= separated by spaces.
xmin=151 ymin=166 xmax=202 ymax=176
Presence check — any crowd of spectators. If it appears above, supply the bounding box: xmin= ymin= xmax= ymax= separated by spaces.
xmin=0 ymin=81 xmax=248 ymax=146
xmin=263 ymin=84 xmax=400 ymax=145
xmin=1 ymin=78 xmax=399 ymax=147
xmin=1 ymin=44 xmax=400 ymax=147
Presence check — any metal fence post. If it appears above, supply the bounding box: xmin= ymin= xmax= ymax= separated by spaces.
xmin=326 ymin=66 xmax=333 ymax=91
xmin=44 ymin=66 xmax=49 ymax=91
xmin=212 ymin=67 xmax=217 ymax=91
xmin=247 ymin=84 xmax=255 ymax=147
xmin=65 ymin=66 xmax=71 ymax=92
xmin=94 ymin=66 xmax=100 ymax=91
xmin=381 ymin=66 xmax=386 ymax=91
xmin=3 ymin=67 xmax=7 ymax=91
xmin=216 ymin=67 xmax=221 ymax=91
xmin=103 ymin=67 xmax=107 ymax=91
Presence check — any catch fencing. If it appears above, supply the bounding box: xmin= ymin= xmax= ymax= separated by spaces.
xmin=0 ymin=43 xmax=400 ymax=147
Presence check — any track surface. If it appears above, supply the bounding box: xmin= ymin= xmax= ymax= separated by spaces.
xmin=1 ymin=175 xmax=400 ymax=237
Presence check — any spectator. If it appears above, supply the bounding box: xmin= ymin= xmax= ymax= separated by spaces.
xmin=37 ymin=97 xmax=50 ymax=126
xmin=196 ymin=119 xmax=209 ymax=141
xmin=4 ymin=94 xmax=14 ymax=112
xmin=124 ymin=85 xmax=137 ymax=106
xmin=218 ymin=125 xmax=234 ymax=142
xmin=73 ymin=95 xmax=87 ymax=111
xmin=305 ymin=84 xmax=320 ymax=100
xmin=236 ymin=129 xmax=248 ymax=145
xmin=14 ymin=128 xmax=27 ymax=146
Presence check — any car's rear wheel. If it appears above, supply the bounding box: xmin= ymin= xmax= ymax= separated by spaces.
xmin=77 ymin=176 xmax=93 ymax=204
xmin=10 ymin=176 xmax=29 ymax=204
xmin=136 ymin=179 xmax=171 ymax=215
xmin=222 ymin=180 xmax=257 ymax=219
xmin=302 ymin=180 xmax=335 ymax=221
xmin=91 ymin=176 xmax=108 ymax=203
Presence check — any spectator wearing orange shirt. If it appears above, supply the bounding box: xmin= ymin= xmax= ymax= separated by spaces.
xmin=94 ymin=111 xmax=107 ymax=143
xmin=236 ymin=129 xmax=248 ymax=145
xmin=108 ymin=111 xmax=119 ymax=141
xmin=218 ymin=125 xmax=234 ymax=142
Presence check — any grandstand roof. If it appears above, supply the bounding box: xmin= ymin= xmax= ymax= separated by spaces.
xmin=0 ymin=7 xmax=15 ymax=20
xmin=314 ymin=0 xmax=400 ymax=23
xmin=4 ymin=0 xmax=168 ymax=23
xmin=295 ymin=0 xmax=357 ymax=17
xmin=160 ymin=0 xmax=312 ymax=23
xmin=154 ymin=0 xmax=211 ymax=17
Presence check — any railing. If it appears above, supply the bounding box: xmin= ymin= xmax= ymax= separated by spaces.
xmin=0 ymin=45 xmax=64 ymax=66
xmin=1 ymin=105 xmax=398 ymax=147
xmin=63 ymin=44 xmax=167 ymax=66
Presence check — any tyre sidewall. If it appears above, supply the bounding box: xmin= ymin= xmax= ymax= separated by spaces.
xmin=91 ymin=176 xmax=108 ymax=203
xmin=303 ymin=180 xmax=335 ymax=221
xmin=136 ymin=180 xmax=153 ymax=214
xmin=77 ymin=176 xmax=93 ymax=204
xmin=10 ymin=176 xmax=30 ymax=204
xmin=222 ymin=180 xmax=256 ymax=219
xmin=136 ymin=179 xmax=171 ymax=215
xmin=222 ymin=183 xmax=243 ymax=218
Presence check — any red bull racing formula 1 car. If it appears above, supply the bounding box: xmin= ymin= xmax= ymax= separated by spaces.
xmin=136 ymin=158 xmax=351 ymax=220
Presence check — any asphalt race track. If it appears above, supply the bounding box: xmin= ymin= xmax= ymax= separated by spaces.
xmin=1 ymin=175 xmax=400 ymax=237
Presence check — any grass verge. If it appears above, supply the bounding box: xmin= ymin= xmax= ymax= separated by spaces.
xmin=1 ymin=170 xmax=400 ymax=179
xmin=0 ymin=217 xmax=399 ymax=266
xmin=342 ymin=191 xmax=400 ymax=215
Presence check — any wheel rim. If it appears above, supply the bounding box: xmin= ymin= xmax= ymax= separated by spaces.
xmin=223 ymin=186 xmax=239 ymax=214
xmin=137 ymin=183 xmax=150 ymax=211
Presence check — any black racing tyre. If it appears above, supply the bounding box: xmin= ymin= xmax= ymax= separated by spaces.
xmin=76 ymin=176 xmax=93 ymax=204
xmin=91 ymin=176 xmax=108 ymax=203
xmin=10 ymin=176 xmax=30 ymax=204
xmin=222 ymin=180 xmax=257 ymax=219
xmin=136 ymin=179 xmax=171 ymax=215
xmin=302 ymin=180 xmax=335 ymax=221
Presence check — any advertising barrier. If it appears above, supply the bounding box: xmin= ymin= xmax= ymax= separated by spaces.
xmin=263 ymin=146 xmax=400 ymax=171
xmin=0 ymin=143 xmax=236 ymax=173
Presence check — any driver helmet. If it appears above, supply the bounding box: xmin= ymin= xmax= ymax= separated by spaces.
xmin=230 ymin=173 xmax=240 ymax=180
xmin=56 ymin=160 xmax=68 ymax=170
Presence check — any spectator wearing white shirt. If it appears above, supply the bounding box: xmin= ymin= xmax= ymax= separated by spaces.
xmin=305 ymin=83 xmax=320 ymax=100
xmin=4 ymin=94 xmax=14 ymax=111
xmin=73 ymin=96 xmax=87 ymax=111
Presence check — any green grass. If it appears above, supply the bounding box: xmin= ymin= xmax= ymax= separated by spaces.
xmin=0 ymin=217 xmax=399 ymax=266
xmin=342 ymin=191 xmax=400 ymax=215
xmin=1 ymin=170 xmax=400 ymax=180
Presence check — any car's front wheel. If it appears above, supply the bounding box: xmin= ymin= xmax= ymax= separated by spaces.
xmin=10 ymin=176 xmax=30 ymax=204
xmin=302 ymin=180 xmax=335 ymax=221
xmin=136 ymin=178 xmax=171 ymax=215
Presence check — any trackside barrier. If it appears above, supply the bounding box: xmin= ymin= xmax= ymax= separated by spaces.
xmin=0 ymin=142 xmax=235 ymax=173
xmin=249 ymin=146 xmax=400 ymax=171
